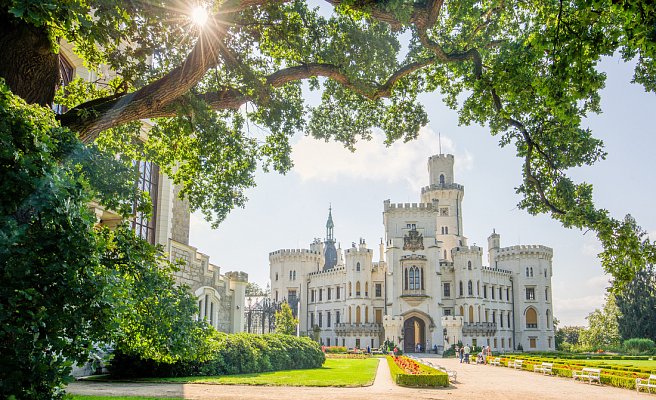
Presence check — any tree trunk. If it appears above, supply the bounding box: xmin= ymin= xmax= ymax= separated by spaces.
xmin=0 ymin=10 xmax=59 ymax=106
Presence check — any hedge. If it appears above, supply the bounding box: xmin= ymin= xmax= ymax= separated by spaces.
xmin=110 ymin=333 xmax=325 ymax=378
xmin=489 ymin=354 xmax=655 ymax=391
xmin=386 ymin=356 xmax=449 ymax=387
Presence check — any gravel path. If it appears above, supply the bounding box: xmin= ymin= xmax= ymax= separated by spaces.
xmin=67 ymin=355 xmax=649 ymax=399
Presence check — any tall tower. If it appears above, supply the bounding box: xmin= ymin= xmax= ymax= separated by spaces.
xmin=420 ymin=154 xmax=466 ymax=260
xmin=323 ymin=206 xmax=338 ymax=270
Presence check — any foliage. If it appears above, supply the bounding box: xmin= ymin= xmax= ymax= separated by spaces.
xmin=623 ymin=338 xmax=656 ymax=355
xmin=274 ymin=302 xmax=298 ymax=335
xmin=0 ymin=80 xmax=210 ymax=399
xmin=1 ymin=0 xmax=654 ymax=287
xmin=245 ymin=282 xmax=269 ymax=296
xmin=556 ymin=326 xmax=585 ymax=351
xmin=386 ymin=356 xmax=449 ymax=387
xmin=324 ymin=346 xmax=348 ymax=354
xmin=616 ymin=262 xmax=656 ymax=342
xmin=579 ymin=294 xmax=621 ymax=351
xmin=109 ymin=333 xmax=325 ymax=378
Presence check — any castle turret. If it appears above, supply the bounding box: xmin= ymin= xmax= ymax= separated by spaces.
xmin=323 ymin=206 xmax=338 ymax=270
xmin=488 ymin=229 xmax=500 ymax=267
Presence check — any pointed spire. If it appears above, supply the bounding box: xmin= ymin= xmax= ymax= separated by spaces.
xmin=326 ymin=204 xmax=334 ymax=229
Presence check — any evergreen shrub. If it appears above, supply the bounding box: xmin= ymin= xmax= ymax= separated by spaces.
xmin=386 ymin=356 xmax=449 ymax=387
xmin=623 ymin=338 xmax=656 ymax=355
xmin=110 ymin=333 xmax=325 ymax=378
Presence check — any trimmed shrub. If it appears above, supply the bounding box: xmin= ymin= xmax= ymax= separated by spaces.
xmin=623 ymin=338 xmax=656 ymax=355
xmin=324 ymin=346 xmax=348 ymax=354
xmin=110 ymin=333 xmax=324 ymax=378
xmin=386 ymin=356 xmax=449 ymax=387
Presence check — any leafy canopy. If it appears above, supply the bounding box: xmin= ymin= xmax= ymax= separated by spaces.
xmin=4 ymin=0 xmax=656 ymax=286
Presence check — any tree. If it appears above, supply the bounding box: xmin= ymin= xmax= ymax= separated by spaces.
xmin=0 ymin=0 xmax=655 ymax=287
xmin=555 ymin=325 xmax=585 ymax=351
xmin=274 ymin=302 xmax=299 ymax=335
xmin=579 ymin=294 xmax=621 ymax=351
xmin=616 ymin=263 xmax=656 ymax=342
xmin=246 ymin=282 xmax=269 ymax=297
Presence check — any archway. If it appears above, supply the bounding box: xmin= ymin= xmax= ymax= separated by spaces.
xmin=403 ymin=316 xmax=426 ymax=353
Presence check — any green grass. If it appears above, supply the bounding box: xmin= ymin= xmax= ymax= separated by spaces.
xmin=141 ymin=358 xmax=379 ymax=387
xmin=65 ymin=397 xmax=181 ymax=400
xmin=582 ymin=359 xmax=656 ymax=367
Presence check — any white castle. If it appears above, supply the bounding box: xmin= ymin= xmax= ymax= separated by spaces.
xmin=269 ymin=153 xmax=555 ymax=353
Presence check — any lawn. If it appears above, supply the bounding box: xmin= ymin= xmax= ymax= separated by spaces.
xmin=582 ymin=359 xmax=656 ymax=368
xmin=141 ymin=357 xmax=379 ymax=387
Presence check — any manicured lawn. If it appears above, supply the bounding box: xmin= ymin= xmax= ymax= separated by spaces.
xmin=142 ymin=358 xmax=379 ymax=387
xmin=583 ymin=359 xmax=656 ymax=368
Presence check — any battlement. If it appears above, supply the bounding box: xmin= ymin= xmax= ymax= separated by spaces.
xmin=428 ymin=154 xmax=454 ymax=161
xmin=269 ymin=248 xmax=322 ymax=258
xmin=497 ymin=245 xmax=553 ymax=256
xmin=308 ymin=266 xmax=346 ymax=277
xmin=481 ymin=266 xmax=512 ymax=275
xmin=383 ymin=200 xmax=438 ymax=212
xmin=345 ymin=248 xmax=372 ymax=254
xmin=421 ymin=183 xmax=465 ymax=193
xmin=452 ymin=245 xmax=483 ymax=254
xmin=225 ymin=271 xmax=249 ymax=283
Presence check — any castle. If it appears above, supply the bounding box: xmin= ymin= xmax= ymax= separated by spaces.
xmin=270 ymin=153 xmax=555 ymax=353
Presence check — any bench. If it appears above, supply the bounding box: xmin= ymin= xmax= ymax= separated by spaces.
xmin=533 ymin=362 xmax=553 ymax=375
xmin=636 ymin=374 xmax=656 ymax=393
xmin=572 ymin=368 xmax=601 ymax=384
xmin=507 ymin=359 xmax=524 ymax=370
xmin=490 ymin=357 xmax=501 ymax=366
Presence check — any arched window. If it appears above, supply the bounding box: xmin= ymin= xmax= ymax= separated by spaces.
xmin=348 ymin=306 xmax=352 ymax=323
xmin=365 ymin=306 xmax=369 ymax=323
xmin=440 ymin=174 xmax=445 ymax=185
xmin=275 ymin=272 xmax=278 ymax=281
xmin=459 ymin=281 xmax=463 ymax=296
xmin=469 ymin=306 xmax=474 ymax=322
xmin=526 ymin=307 xmax=538 ymax=328
xmin=293 ymin=271 xmax=296 ymax=280
xmin=407 ymin=266 xmax=421 ymax=290
xmin=530 ymin=267 xmax=533 ymax=277
xmin=526 ymin=267 xmax=529 ymax=277
xmin=289 ymin=271 xmax=292 ymax=280
xmin=356 ymin=306 xmax=361 ymax=324
xmin=349 ymin=282 xmax=352 ymax=297
xmin=477 ymin=280 xmax=480 ymax=295
xmin=445 ymin=226 xmax=448 ymax=234
xmin=356 ymin=262 xmax=361 ymax=271
xmin=459 ymin=306 xmax=464 ymax=316
xmin=468 ymin=261 xmax=472 ymax=270
xmin=365 ymin=282 xmax=369 ymax=297
xmin=444 ymin=250 xmax=447 ymax=259
xmin=468 ymin=280 xmax=473 ymax=296
xmin=404 ymin=268 xmax=409 ymax=290
xmin=356 ymin=281 xmax=361 ymax=296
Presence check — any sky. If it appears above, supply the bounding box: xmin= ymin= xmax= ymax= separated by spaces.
xmin=189 ymin=47 xmax=656 ymax=327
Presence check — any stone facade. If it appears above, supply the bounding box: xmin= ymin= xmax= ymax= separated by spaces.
xmin=58 ymin=43 xmax=247 ymax=335
xmin=269 ymin=153 xmax=554 ymax=352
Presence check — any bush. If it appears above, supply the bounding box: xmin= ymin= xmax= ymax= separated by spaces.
xmin=110 ymin=333 xmax=325 ymax=378
xmin=623 ymin=338 xmax=656 ymax=355
xmin=386 ymin=356 xmax=449 ymax=387
xmin=324 ymin=346 xmax=348 ymax=354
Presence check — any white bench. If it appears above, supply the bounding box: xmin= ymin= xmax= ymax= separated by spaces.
xmin=572 ymin=368 xmax=601 ymax=384
xmin=507 ymin=359 xmax=524 ymax=369
xmin=636 ymin=374 xmax=656 ymax=393
xmin=533 ymin=362 xmax=553 ymax=375
xmin=490 ymin=357 xmax=501 ymax=366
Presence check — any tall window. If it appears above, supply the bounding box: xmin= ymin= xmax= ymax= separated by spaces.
xmin=499 ymin=287 xmax=502 ymax=300
xmin=336 ymin=310 xmax=340 ymax=324
xmin=319 ymin=288 xmax=323 ymax=301
xmin=526 ymin=307 xmax=538 ymax=328
xmin=54 ymin=54 xmax=75 ymax=114
xmin=337 ymin=286 xmax=341 ymax=299
xmin=467 ymin=280 xmax=473 ymax=296
xmin=484 ymin=285 xmax=487 ymax=298
xmin=365 ymin=306 xmax=369 ymax=323
xmin=133 ymin=160 xmax=158 ymax=244
xmin=365 ymin=282 xmax=369 ymax=297
xmin=328 ymin=287 xmax=332 ymax=300
xmin=318 ymin=312 xmax=323 ymax=328
xmin=355 ymin=306 xmax=361 ymax=323
xmin=443 ymin=282 xmax=451 ymax=297
xmin=327 ymin=311 xmax=331 ymax=327
xmin=468 ymin=261 xmax=472 ymax=270
xmin=356 ymin=262 xmax=361 ymax=271
xmin=459 ymin=281 xmax=463 ymax=296
xmin=440 ymin=174 xmax=445 ymax=184
xmin=526 ymin=287 xmax=535 ymax=300
xmin=375 ymin=283 xmax=382 ymax=297
xmin=356 ymin=281 xmax=361 ymax=296
xmin=407 ymin=266 xmax=421 ymax=290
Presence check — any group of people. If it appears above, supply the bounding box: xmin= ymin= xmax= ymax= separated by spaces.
xmin=455 ymin=344 xmax=492 ymax=364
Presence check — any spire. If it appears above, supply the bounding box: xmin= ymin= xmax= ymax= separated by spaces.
xmin=326 ymin=205 xmax=334 ymax=240
xmin=323 ymin=205 xmax=337 ymax=270
xmin=438 ymin=131 xmax=442 ymax=155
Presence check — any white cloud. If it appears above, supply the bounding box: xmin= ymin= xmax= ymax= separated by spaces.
xmin=291 ymin=127 xmax=473 ymax=191
xmin=581 ymin=236 xmax=603 ymax=258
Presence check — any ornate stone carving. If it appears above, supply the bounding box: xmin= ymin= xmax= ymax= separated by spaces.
xmin=403 ymin=228 xmax=424 ymax=251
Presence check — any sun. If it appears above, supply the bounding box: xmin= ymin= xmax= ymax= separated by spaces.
xmin=190 ymin=5 xmax=209 ymax=27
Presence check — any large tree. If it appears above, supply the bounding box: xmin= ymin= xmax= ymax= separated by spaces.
xmin=616 ymin=264 xmax=656 ymax=342
xmin=1 ymin=0 xmax=655 ymax=286
xmin=579 ymin=293 xmax=621 ymax=351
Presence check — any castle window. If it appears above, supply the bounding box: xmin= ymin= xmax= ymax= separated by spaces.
xmin=349 ymin=282 xmax=352 ymax=297
xmin=477 ymin=281 xmax=480 ymax=295
xmin=444 ymin=250 xmax=447 ymax=259
xmin=311 ymin=290 xmax=315 ymax=302
xmin=365 ymin=282 xmax=369 ymax=297
xmin=467 ymin=280 xmax=473 ymax=296
xmin=336 ymin=310 xmax=340 ymax=324
xmin=526 ymin=267 xmax=529 ymax=277
xmin=491 ymin=286 xmax=495 ymax=299
xmin=327 ymin=311 xmax=331 ymax=327
xmin=526 ymin=287 xmax=535 ymax=300
xmin=310 ymin=312 xmax=315 ymax=328
xmin=407 ymin=266 xmax=421 ymax=290
xmin=492 ymin=311 xmax=496 ymax=324
xmin=289 ymin=271 xmax=292 ymax=280
xmin=545 ymin=287 xmax=548 ymax=301
xmin=318 ymin=312 xmax=323 ymax=328
xmin=506 ymin=288 xmax=510 ymax=301
xmin=544 ymin=268 xmax=547 ymax=278
xmin=546 ymin=309 xmax=551 ymax=328
xmin=440 ymin=174 xmax=445 ymax=185
xmin=293 ymin=271 xmax=296 ymax=280
xmin=459 ymin=281 xmax=463 ymax=296
xmin=319 ymin=289 xmax=323 ymax=301
xmin=500 ymin=311 xmax=504 ymax=328
xmin=375 ymin=283 xmax=382 ymax=297
xmin=365 ymin=306 xmax=369 ymax=323
xmin=530 ymin=267 xmax=534 ymax=277
xmin=526 ymin=307 xmax=538 ymax=328
xmin=507 ymin=313 xmax=511 ymax=327
xmin=337 ymin=286 xmax=341 ymax=299
xmin=468 ymin=261 xmax=472 ymax=270
xmin=356 ymin=262 xmax=361 ymax=271
xmin=328 ymin=287 xmax=332 ymax=300
xmin=132 ymin=160 xmax=159 ymax=244
xmin=356 ymin=281 xmax=361 ymax=296
xmin=443 ymin=282 xmax=451 ymax=297
xmin=469 ymin=306 xmax=474 ymax=322
xmin=355 ymin=306 xmax=361 ymax=324
xmin=444 ymin=226 xmax=448 ymax=234
xmin=275 ymin=273 xmax=278 ymax=281
xmin=484 ymin=285 xmax=487 ymax=298
xmin=499 ymin=287 xmax=502 ymax=300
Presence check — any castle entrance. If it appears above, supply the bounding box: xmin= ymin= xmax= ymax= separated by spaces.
xmin=403 ymin=316 xmax=426 ymax=353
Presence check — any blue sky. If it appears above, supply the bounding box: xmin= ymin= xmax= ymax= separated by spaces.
xmin=190 ymin=55 xmax=656 ymax=327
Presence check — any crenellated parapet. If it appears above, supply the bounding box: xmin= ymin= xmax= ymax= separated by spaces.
xmin=452 ymin=245 xmax=483 ymax=255
xmin=383 ymin=199 xmax=439 ymax=212
xmin=225 ymin=271 xmax=249 ymax=283
xmin=269 ymin=248 xmax=322 ymax=261
xmin=421 ymin=183 xmax=465 ymax=193
xmin=496 ymin=245 xmax=553 ymax=260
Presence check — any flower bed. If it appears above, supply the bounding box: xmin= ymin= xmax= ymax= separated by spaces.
xmin=386 ymin=356 xmax=449 ymax=387
xmin=490 ymin=354 xmax=655 ymax=390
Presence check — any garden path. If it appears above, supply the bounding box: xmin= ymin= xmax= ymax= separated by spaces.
xmin=66 ymin=355 xmax=646 ymax=399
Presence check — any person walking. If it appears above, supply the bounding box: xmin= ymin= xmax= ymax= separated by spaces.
xmin=459 ymin=346 xmax=464 ymax=363
xmin=464 ymin=344 xmax=471 ymax=364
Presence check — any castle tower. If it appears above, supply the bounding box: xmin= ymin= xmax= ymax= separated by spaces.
xmin=488 ymin=229 xmax=500 ymax=268
xmin=420 ymin=154 xmax=466 ymax=261
xmin=323 ymin=206 xmax=338 ymax=270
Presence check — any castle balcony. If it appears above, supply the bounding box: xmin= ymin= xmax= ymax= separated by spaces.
xmin=421 ymin=183 xmax=464 ymax=193
xmin=462 ymin=322 xmax=497 ymax=337
xmin=400 ymin=289 xmax=429 ymax=306
xmin=334 ymin=323 xmax=383 ymax=336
